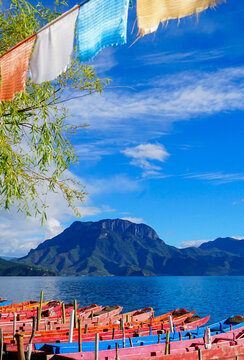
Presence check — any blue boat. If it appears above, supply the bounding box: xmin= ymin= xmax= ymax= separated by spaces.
xmin=0 ymin=300 xmax=12 ymax=307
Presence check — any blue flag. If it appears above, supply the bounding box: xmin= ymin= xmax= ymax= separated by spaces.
xmin=77 ymin=0 xmax=129 ymax=62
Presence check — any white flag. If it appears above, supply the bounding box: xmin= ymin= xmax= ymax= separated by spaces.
xmin=30 ymin=5 xmax=79 ymax=84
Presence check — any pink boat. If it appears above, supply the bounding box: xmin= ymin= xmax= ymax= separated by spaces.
xmin=84 ymin=306 xmax=123 ymax=325
xmin=90 ymin=307 xmax=154 ymax=327
xmin=51 ymin=343 xmax=244 ymax=360
xmin=48 ymin=325 xmax=244 ymax=360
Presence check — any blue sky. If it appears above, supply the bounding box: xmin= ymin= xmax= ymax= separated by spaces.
xmin=1 ymin=0 xmax=244 ymax=256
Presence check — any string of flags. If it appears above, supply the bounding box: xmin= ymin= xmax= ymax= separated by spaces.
xmin=0 ymin=0 xmax=224 ymax=102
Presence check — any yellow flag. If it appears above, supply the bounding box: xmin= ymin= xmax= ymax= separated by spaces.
xmin=137 ymin=0 xmax=224 ymax=36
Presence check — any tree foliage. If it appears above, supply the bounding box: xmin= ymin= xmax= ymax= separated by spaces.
xmin=0 ymin=0 xmax=108 ymax=222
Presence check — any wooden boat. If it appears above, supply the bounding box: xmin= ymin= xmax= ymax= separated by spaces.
xmin=50 ymin=342 xmax=244 ymax=360
xmin=84 ymin=306 xmax=123 ymax=325
xmin=98 ymin=307 xmax=154 ymax=326
xmin=0 ymin=300 xmax=12 ymax=307
xmin=33 ymin=323 xmax=244 ymax=359
xmin=0 ymin=300 xmax=37 ymax=312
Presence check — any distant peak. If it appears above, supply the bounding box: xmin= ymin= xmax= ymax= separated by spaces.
xmin=68 ymin=218 xmax=161 ymax=241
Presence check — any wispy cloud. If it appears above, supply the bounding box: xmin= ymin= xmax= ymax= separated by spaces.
xmin=121 ymin=143 xmax=169 ymax=177
xmin=85 ymin=174 xmax=141 ymax=194
xmin=184 ymin=172 xmax=244 ymax=184
xmin=233 ymin=198 xmax=244 ymax=206
xmin=180 ymin=236 xmax=244 ymax=248
xmin=76 ymin=205 xmax=116 ymax=217
xmin=121 ymin=217 xmax=143 ymax=224
xmin=68 ymin=66 xmax=244 ymax=145
xmin=89 ymin=48 xmax=118 ymax=74
xmin=140 ymin=48 xmax=227 ymax=66
xmin=180 ymin=239 xmax=211 ymax=248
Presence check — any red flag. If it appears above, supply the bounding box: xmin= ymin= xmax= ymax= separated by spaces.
xmin=0 ymin=34 xmax=36 ymax=102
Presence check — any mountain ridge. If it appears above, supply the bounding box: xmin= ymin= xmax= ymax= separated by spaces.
xmin=0 ymin=257 xmax=56 ymax=276
xmin=18 ymin=219 xmax=244 ymax=276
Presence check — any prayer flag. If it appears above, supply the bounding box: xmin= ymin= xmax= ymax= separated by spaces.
xmin=137 ymin=0 xmax=224 ymax=36
xmin=77 ymin=0 xmax=129 ymax=62
xmin=0 ymin=34 xmax=36 ymax=101
xmin=30 ymin=5 xmax=79 ymax=84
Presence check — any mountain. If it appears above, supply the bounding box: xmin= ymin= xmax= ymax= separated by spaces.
xmin=0 ymin=257 xmax=56 ymax=276
xmin=18 ymin=219 xmax=244 ymax=276
xmin=199 ymin=237 xmax=244 ymax=256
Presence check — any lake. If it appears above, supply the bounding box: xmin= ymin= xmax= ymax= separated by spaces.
xmin=0 ymin=276 xmax=243 ymax=323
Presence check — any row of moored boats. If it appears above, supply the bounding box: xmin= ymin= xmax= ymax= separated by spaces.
xmin=0 ymin=296 xmax=243 ymax=359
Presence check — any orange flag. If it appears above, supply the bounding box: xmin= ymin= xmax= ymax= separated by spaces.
xmin=0 ymin=34 xmax=36 ymax=102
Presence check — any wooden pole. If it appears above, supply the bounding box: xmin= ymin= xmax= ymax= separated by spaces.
xmin=91 ymin=310 xmax=94 ymax=321
xmin=158 ymin=333 xmax=160 ymax=344
xmin=26 ymin=317 xmax=36 ymax=360
xmin=204 ymin=327 xmax=211 ymax=350
xmin=0 ymin=328 xmax=3 ymax=360
xmin=69 ymin=309 xmax=75 ymax=343
xmin=168 ymin=315 xmax=174 ymax=333
xmin=112 ymin=327 xmax=115 ymax=340
xmin=85 ymin=324 xmax=88 ymax=334
xmin=198 ymin=349 xmax=202 ymax=360
xmin=36 ymin=307 xmax=39 ymax=331
xmin=165 ymin=330 xmax=170 ymax=355
xmin=129 ymin=337 xmax=133 ymax=348
xmin=62 ymin=303 xmax=66 ymax=324
xmin=13 ymin=312 xmax=17 ymax=340
xmin=15 ymin=334 xmax=25 ymax=360
xmin=78 ymin=319 xmax=82 ymax=352
xmin=95 ymin=333 xmax=99 ymax=360
xmin=37 ymin=290 xmax=43 ymax=330
xmin=73 ymin=300 xmax=77 ymax=329
xmin=121 ymin=319 xmax=125 ymax=348
xmin=115 ymin=343 xmax=120 ymax=360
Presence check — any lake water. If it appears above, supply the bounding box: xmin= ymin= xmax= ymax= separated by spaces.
xmin=0 ymin=276 xmax=243 ymax=324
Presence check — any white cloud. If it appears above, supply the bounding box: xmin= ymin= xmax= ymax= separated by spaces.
xmin=121 ymin=217 xmax=143 ymax=224
xmin=121 ymin=143 xmax=169 ymax=177
xmin=76 ymin=205 xmax=116 ymax=217
xmin=46 ymin=218 xmax=64 ymax=238
xmin=231 ymin=236 xmax=244 ymax=240
xmin=68 ymin=66 xmax=244 ymax=140
xmin=180 ymin=239 xmax=211 ymax=248
xmin=122 ymin=143 xmax=169 ymax=162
